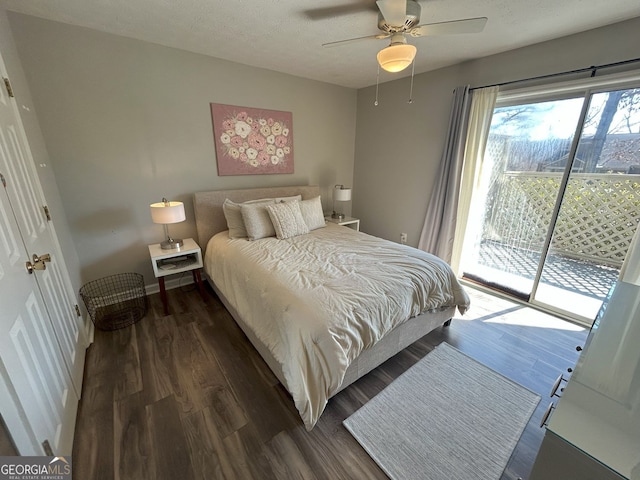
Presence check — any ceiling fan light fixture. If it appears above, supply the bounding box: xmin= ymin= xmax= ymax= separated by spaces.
xmin=377 ymin=43 xmax=417 ymax=72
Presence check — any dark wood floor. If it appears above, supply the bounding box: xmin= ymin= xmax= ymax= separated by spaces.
xmin=0 ymin=416 xmax=18 ymax=456
xmin=72 ymin=282 xmax=587 ymax=480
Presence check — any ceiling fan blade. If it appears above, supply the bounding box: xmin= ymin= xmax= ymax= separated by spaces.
xmin=409 ymin=17 xmax=488 ymax=37
xmin=301 ymin=2 xmax=378 ymax=20
xmin=376 ymin=0 xmax=407 ymax=26
xmin=322 ymin=33 xmax=390 ymax=48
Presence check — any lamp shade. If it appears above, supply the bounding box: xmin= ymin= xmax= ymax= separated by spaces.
xmin=377 ymin=43 xmax=417 ymax=73
xmin=334 ymin=187 xmax=352 ymax=202
xmin=150 ymin=200 xmax=186 ymax=224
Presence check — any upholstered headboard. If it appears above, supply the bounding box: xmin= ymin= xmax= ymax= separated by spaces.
xmin=193 ymin=185 xmax=321 ymax=252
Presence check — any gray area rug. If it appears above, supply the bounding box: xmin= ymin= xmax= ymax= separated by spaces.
xmin=343 ymin=342 xmax=540 ymax=480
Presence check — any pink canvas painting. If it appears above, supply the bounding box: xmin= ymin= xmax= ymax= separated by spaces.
xmin=211 ymin=103 xmax=294 ymax=176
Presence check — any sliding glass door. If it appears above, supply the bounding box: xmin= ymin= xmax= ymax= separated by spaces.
xmin=460 ymin=82 xmax=640 ymax=324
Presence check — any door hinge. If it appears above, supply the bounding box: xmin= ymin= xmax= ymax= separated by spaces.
xmin=0 ymin=173 xmax=5 ymax=188
xmin=75 ymin=304 xmax=81 ymax=317
xmin=43 ymin=205 xmax=52 ymax=221
xmin=3 ymin=77 xmax=14 ymax=98
xmin=42 ymin=439 xmax=53 ymax=456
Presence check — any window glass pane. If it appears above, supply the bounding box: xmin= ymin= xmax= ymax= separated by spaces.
xmin=536 ymin=88 xmax=640 ymax=319
xmin=461 ymin=98 xmax=585 ymax=297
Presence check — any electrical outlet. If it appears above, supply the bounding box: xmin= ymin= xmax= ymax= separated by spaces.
xmin=400 ymin=232 xmax=407 ymax=244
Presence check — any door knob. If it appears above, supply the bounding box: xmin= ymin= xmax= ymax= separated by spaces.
xmin=26 ymin=259 xmax=46 ymax=274
xmin=33 ymin=253 xmax=51 ymax=263
xmin=26 ymin=253 xmax=51 ymax=274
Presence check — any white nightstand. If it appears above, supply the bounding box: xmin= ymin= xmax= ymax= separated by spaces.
xmin=325 ymin=216 xmax=360 ymax=231
xmin=148 ymin=237 xmax=206 ymax=315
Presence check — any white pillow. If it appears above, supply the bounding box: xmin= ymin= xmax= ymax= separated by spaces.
xmin=241 ymin=202 xmax=277 ymax=240
xmin=266 ymin=201 xmax=310 ymax=240
xmin=299 ymin=196 xmax=326 ymax=231
xmin=275 ymin=194 xmax=302 ymax=203
xmin=223 ymin=198 xmax=274 ymax=238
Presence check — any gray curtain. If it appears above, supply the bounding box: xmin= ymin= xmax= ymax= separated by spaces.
xmin=418 ymin=85 xmax=471 ymax=262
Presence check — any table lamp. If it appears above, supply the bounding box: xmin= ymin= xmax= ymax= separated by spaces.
xmin=331 ymin=185 xmax=352 ymax=219
xmin=150 ymin=197 xmax=186 ymax=249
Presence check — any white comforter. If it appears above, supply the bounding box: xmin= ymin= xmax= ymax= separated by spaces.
xmin=205 ymin=223 xmax=470 ymax=429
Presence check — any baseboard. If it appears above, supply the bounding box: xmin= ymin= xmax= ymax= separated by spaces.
xmin=145 ymin=275 xmax=194 ymax=295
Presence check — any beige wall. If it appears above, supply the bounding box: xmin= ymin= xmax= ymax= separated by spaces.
xmin=8 ymin=13 xmax=357 ymax=288
xmin=6 ymin=10 xmax=640 ymax=289
xmin=353 ymin=16 xmax=640 ymax=246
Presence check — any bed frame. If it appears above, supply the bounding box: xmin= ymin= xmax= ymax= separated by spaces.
xmin=193 ymin=185 xmax=454 ymax=396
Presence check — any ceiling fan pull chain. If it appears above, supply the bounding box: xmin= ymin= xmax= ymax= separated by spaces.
xmin=407 ymin=59 xmax=415 ymax=104
xmin=374 ymin=64 xmax=380 ymax=106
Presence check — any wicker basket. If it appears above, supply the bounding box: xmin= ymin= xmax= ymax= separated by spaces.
xmin=79 ymin=272 xmax=148 ymax=330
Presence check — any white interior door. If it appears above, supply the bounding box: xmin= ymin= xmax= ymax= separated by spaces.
xmin=0 ymin=180 xmax=78 ymax=455
xmin=0 ymin=50 xmax=85 ymax=455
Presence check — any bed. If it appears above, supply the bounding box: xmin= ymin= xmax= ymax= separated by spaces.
xmin=193 ymin=185 xmax=470 ymax=430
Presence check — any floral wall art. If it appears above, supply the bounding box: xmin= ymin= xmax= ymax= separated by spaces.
xmin=210 ymin=103 xmax=294 ymax=175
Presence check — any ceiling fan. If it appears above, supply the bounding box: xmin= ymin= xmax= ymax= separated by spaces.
xmin=319 ymin=0 xmax=487 ymax=73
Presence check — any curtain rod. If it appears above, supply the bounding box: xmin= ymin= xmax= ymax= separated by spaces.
xmin=469 ymin=57 xmax=640 ymax=91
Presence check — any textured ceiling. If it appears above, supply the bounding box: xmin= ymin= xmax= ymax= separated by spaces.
xmin=1 ymin=0 xmax=640 ymax=89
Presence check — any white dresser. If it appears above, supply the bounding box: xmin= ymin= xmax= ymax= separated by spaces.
xmin=531 ymin=281 xmax=640 ymax=480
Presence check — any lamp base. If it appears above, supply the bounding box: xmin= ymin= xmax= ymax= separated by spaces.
xmin=331 ymin=212 xmax=345 ymax=219
xmin=160 ymin=238 xmax=184 ymax=250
